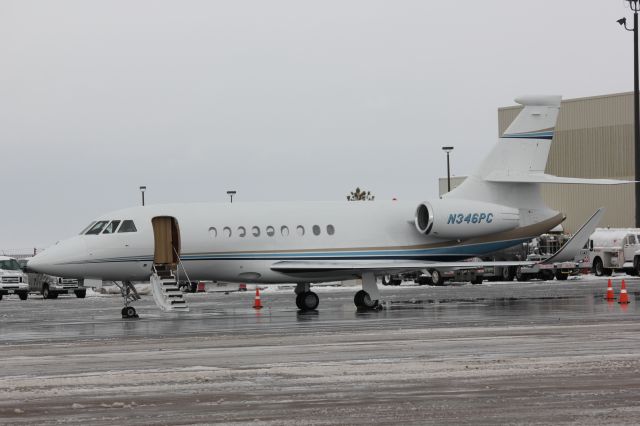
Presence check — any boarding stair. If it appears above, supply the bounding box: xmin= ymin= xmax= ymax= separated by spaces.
xmin=150 ymin=263 xmax=190 ymax=313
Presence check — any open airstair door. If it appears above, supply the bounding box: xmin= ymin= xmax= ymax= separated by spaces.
xmin=150 ymin=216 xmax=189 ymax=312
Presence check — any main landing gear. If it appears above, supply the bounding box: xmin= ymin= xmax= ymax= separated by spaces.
xmin=354 ymin=272 xmax=381 ymax=310
xmin=113 ymin=280 xmax=141 ymax=319
xmin=295 ymin=283 xmax=319 ymax=311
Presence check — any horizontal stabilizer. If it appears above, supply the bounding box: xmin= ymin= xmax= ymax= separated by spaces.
xmin=485 ymin=172 xmax=634 ymax=185
xmin=543 ymin=208 xmax=604 ymax=264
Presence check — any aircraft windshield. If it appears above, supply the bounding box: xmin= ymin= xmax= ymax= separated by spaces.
xmin=85 ymin=221 xmax=109 ymax=235
xmin=79 ymin=221 xmax=96 ymax=235
xmin=0 ymin=259 xmax=22 ymax=271
xmin=118 ymin=220 xmax=137 ymax=233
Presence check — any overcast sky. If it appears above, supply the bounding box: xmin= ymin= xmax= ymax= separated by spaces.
xmin=0 ymin=0 xmax=635 ymax=249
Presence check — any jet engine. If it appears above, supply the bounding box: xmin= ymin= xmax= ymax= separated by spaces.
xmin=415 ymin=199 xmax=520 ymax=239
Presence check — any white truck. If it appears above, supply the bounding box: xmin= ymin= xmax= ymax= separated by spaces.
xmin=586 ymin=228 xmax=640 ymax=276
xmin=0 ymin=256 xmax=29 ymax=300
xmin=18 ymin=258 xmax=86 ymax=299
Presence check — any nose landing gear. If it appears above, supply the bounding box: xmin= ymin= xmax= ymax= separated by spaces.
xmin=113 ymin=281 xmax=141 ymax=319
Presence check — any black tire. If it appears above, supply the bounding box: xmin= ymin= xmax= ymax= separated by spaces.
xmin=124 ymin=306 xmax=137 ymax=318
xmin=516 ymin=268 xmax=528 ymax=282
xmin=42 ymin=285 xmax=51 ymax=299
xmin=430 ymin=269 xmax=444 ymax=286
xmin=554 ymin=270 xmax=568 ymax=281
xmin=18 ymin=291 xmax=28 ymax=301
xmin=471 ymin=275 xmax=483 ymax=285
xmin=501 ymin=266 xmax=515 ymax=281
xmin=354 ymin=290 xmax=378 ymax=309
xmin=296 ymin=291 xmax=319 ymax=311
xmin=593 ymin=257 xmax=605 ymax=277
xmin=635 ymin=256 xmax=640 ymax=276
xmin=74 ymin=289 xmax=86 ymax=299
xmin=540 ymin=270 xmax=555 ymax=281
xmin=0 ymin=294 xmax=3 ymax=300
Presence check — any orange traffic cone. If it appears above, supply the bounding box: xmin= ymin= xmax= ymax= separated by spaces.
xmin=253 ymin=287 xmax=263 ymax=309
xmin=605 ymin=279 xmax=615 ymax=301
xmin=618 ymin=280 xmax=630 ymax=305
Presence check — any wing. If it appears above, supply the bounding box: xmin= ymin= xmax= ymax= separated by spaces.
xmin=485 ymin=172 xmax=633 ymax=185
xmin=270 ymin=259 xmax=535 ymax=275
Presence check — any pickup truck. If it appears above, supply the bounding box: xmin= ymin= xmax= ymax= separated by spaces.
xmin=0 ymin=256 xmax=29 ymax=300
xmin=18 ymin=258 xmax=86 ymax=299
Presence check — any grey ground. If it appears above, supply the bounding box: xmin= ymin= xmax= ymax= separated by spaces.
xmin=1 ymin=278 xmax=640 ymax=425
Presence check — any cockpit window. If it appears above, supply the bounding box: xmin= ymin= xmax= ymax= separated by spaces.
xmin=79 ymin=221 xmax=96 ymax=235
xmin=85 ymin=221 xmax=109 ymax=235
xmin=118 ymin=220 xmax=137 ymax=233
xmin=0 ymin=259 xmax=21 ymax=271
xmin=102 ymin=220 xmax=121 ymax=234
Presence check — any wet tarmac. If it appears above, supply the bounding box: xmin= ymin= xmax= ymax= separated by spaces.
xmin=1 ymin=278 xmax=640 ymax=424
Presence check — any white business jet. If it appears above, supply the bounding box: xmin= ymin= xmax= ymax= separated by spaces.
xmin=28 ymin=96 xmax=629 ymax=317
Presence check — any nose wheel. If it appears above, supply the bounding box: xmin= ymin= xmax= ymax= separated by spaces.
xmin=113 ymin=281 xmax=141 ymax=319
xmin=121 ymin=306 xmax=138 ymax=319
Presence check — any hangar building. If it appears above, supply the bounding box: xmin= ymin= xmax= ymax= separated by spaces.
xmin=439 ymin=92 xmax=634 ymax=234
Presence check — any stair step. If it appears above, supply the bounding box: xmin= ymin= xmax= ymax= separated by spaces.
xmin=171 ymin=300 xmax=187 ymax=305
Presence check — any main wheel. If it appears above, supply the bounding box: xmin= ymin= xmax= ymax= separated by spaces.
xmin=430 ymin=269 xmax=444 ymax=286
xmin=296 ymin=291 xmax=319 ymax=311
xmin=354 ymin=290 xmax=379 ymax=309
xmin=18 ymin=291 xmax=28 ymax=300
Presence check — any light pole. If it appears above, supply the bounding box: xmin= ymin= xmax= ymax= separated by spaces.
xmin=226 ymin=190 xmax=237 ymax=203
xmin=139 ymin=186 xmax=146 ymax=206
xmin=442 ymin=146 xmax=454 ymax=193
xmin=619 ymin=0 xmax=640 ymax=227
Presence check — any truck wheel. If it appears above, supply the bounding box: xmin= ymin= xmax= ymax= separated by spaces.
xmin=471 ymin=275 xmax=483 ymax=285
xmin=18 ymin=291 xmax=28 ymax=301
xmin=430 ymin=269 xmax=444 ymax=286
xmin=540 ymin=270 xmax=555 ymax=281
xmin=516 ymin=268 xmax=528 ymax=282
xmin=74 ymin=289 xmax=86 ymax=299
xmin=502 ymin=267 xmax=515 ymax=281
xmin=593 ymin=258 xmax=604 ymax=277
xmin=42 ymin=285 xmax=51 ymax=299
xmin=554 ymin=270 xmax=568 ymax=281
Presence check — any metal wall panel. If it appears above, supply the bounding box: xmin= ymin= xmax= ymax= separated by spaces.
xmin=498 ymin=92 xmax=635 ymax=233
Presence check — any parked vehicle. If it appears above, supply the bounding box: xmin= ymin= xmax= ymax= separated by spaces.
xmin=18 ymin=258 xmax=86 ymax=299
xmin=584 ymin=228 xmax=640 ymax=276
xmin=0 ymin=256 xmax=29 ymax=300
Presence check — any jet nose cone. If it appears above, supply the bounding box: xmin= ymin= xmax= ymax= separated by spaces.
xmin=29 ymin=237 xmax=87 ymax=277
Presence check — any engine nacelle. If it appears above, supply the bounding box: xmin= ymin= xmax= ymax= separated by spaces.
xmin=415 ymin=199 xmax=520 ymax=239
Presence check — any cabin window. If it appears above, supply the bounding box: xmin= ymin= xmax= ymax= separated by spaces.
xmin=281 ymin=226 xmax=290 ymax=237
xmin=102 ymin=220 xmax=121 ymax=234
xmin=118 ymin=220 xmax=137 ymax=233
xmin=327 ymin=224 xmax=335 ymax=235
xmin=312 ymin=225 xmax=321 ymax=236
xmin=266 ymin=226 xmax=275 ymax=237
xmin=223 ymin=227 xmax=232 ymax=238
xmin=296 ymin=225 xmax=305 ymax=236
xmin=252 ymin=226 xmax=261 ymax=237
xmin=85 ymin=221 xmax=109 ymax=235
xmin=237 ymin=226 xmax=246 ymax=237
xmin=209 ymin=227 xmax=217 ymax=238
xmin=79 ymin=221 xmax=96 ymax=235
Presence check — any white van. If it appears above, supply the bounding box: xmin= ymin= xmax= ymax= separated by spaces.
xmin=0 ymin=256 xmax=29 ymax=300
